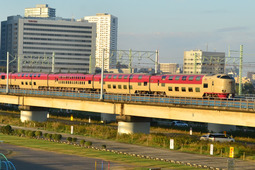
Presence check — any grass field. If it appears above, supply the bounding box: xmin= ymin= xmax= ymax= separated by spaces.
xmin=0 ymin=134 xmax=203 ymax=170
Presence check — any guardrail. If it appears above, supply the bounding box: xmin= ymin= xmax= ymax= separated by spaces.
xmin=0 ymin=88 xmax=254 ymax=111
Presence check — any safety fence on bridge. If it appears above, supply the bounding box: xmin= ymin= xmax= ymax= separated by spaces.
xmin=0 ymin=88 xmax=254 ymax=111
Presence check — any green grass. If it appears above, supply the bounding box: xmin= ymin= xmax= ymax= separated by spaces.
xmin=0 ymin=134 xmax=202 ymax=170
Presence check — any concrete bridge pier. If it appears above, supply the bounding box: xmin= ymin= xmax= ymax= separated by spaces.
xmin=208 ymin=123 xmax=236 ymax=133
xmin=19 ymin=106 xmax=48 ymax=122
xmin=117 ymin=115 xmax=150 ymax=134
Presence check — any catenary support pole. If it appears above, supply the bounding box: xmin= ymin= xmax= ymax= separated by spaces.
xmin=6 ymin=52 xmax=9 ymax=93
xmin=100 ymin=49 xmax=105 ymax=100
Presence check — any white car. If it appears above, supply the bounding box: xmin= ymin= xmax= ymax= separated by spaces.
xmin=200 ymin=133 xmax=235 ymax=142
xmin=171 ymin=121 xmax=188 ymax=127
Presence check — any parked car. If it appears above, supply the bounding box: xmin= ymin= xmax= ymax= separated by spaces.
xmin=171 ymin=121 xmax=188 ymax=127
xmin=200 ymin=133 xmax=235 ymax=142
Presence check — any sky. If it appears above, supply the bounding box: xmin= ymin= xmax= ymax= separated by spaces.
xmin=1 ymin=0 xmax=255 ymax=72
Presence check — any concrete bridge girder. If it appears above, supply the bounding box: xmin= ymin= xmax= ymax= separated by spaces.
xmin=0 ymin=94 xmax=254 ymax=128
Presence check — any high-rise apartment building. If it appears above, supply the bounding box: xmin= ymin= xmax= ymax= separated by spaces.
xmin=25 ymin=4 xmax=56 ymax=18
xmin=1 ymin=16 xmax=96 ymax=73
xmin=183 ymin=50 xmax=225 ymax=74
xmin=82 ymin=13 xmax=118 ymax=70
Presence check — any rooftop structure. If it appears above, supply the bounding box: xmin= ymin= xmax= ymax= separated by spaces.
xmin=25 ymin=4 xmax=56 ymax=18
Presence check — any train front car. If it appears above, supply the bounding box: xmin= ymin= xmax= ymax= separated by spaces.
xmin=202 ymin=74 xmax=235 ymax=99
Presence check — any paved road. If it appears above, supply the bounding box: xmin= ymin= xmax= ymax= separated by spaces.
xmin=1 ymin=143 xmax=132 ymax=170
xmin=4 ymin=125 xmax=255 ymax=170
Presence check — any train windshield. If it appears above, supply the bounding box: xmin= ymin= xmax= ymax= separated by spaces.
xmin=220 ymin=75 xmax=233 ymax=79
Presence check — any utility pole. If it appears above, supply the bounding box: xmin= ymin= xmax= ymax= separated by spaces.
xmin=100 ymin=49 xmax=105 ymax=100
xmin=155 ymin=50 xmax=159 ymax=74
xmin=6 ymin=52 xmax=9 ymax=93
xmin=52 ymin=52 xmax=55 ymax=73
xmin=129 ymin=49 xmax=132 ymax=73
xmin=239 ymin=45 xmax=243 ymax=95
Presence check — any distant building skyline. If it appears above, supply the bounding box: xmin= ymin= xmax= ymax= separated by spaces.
xmin=25 ymin=4 xmax=56 ymax=18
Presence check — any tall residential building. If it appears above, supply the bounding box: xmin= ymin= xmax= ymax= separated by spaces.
xmin=159 ymin=63 xmax=179 ymax=74
xmin=25 ymin=4 xmax=56 ymax=18
xmin=183 ymin=50 xmax=225 ymax=74
xmin=1 ymin=15 xmax=96 ymax=73
xmin=82 ymin=13 xmax=118 ymax=70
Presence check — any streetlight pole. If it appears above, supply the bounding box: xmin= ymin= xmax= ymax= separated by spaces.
xmin=100 ymin=49 xmax=105 ymax=100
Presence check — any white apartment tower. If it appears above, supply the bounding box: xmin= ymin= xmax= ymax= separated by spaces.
xmin=183 ymin=50 xmax=225 ymax=74
xmin=84 ymin=13 xmax=118 ymax=70
xmin=25 ymin=4 xmax=56 ymax=18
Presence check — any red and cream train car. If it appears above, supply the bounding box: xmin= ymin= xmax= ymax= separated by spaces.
xmin=0 ymin=72 xmax=235 ymax=99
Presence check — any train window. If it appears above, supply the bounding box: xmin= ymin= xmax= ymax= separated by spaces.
xmin=25 ymin=82 xmax=28 ymax=85
xmin=161 ymin=83 xmax=165 ymax=87
xmin=168 ymin=76 xmax=174 ymax=80
xmin=108 ymin=75 xmax=112 ymax=79
xmin=29 ymin=82 xmax=32 ymax=85
xmin=129 ymin=85 xmax=133 ymax=89
xmin=118 ymin=75 xmax=123 ymax=79
xmin=189 ymin=76 xmax=194 ymax=81
xmin=203 ymin=83 xmax=208 ymax=88
xmin=188 ymin=87 xmax=193 ymax=92
xmin=162 ymin=76 xmax=166 ymax=80
xmin=175 ymin=76 xmax=180 ymax=80
xmin=21 ymin=82 xmax=24 ymax=85
xmin=138 ymin=82 xmax=141 ymax=86
xmin=113 ymin=85 xmax=116 ymax=89
xmin=1 ymin=75 xmax=5 ymax=79
xmin=182 ymin=76 xmax=187 ymax=81
xmin=168 ymin=87 xmax=173 ymax=91
xmin=123 ymin=85 xmax=127 ymax=89
xmin=195 ymin=87 xmax=200 ymax=92
xmin=182 ymin=87 xmax=186 ymax=92
xmin=22 ymin=74 xmax=24 ymax=77
xmin=212 ymin=81 xmax=214 ymax=86
xmin=38 ymin=74 xmax=41 ymax=77
xmin=88 ymin=80 xmax=91 ymax=84
xmin=138 ymin=75 xmax=142 ymax=79
xmin=30 ymin=74 xmax=32 ymax=77
xmin=175 ymin=87 xmax=179 ymax=91
xmin=220 ymin=75 xmax=232 ymax=79
xmin=130 ymin=75 xmax=133 ymax=79
xmin=144 ymin=82 xmax=148 ymax=86
xmin=124 ymin=75 xmax=128 ymax=79
xmin=18 ymin=74 xmax=20 ymax=77
xmin=34 ymin=74 xmax=37 ymax=77
xmin=108 ymin=84 xmax=111 ymax=89
xmin=113 ymin=75 xmax=117 ymax=79
xmin=103 ymin=75 xmax=106 ymax=79
xmin=196 ymin=76 xmax=201 ymax=81
xmin=26 ymin=74 xmax=28 ymax=77
xmin=118 ymin=85 xmax=122 ymax=89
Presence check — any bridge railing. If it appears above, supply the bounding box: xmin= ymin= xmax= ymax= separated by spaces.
xmin=0 ymin=88 xmax=254 ymax=111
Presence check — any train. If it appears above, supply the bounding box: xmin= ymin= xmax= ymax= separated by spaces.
xmin=0 ymin=72 xmax=235 ymax=99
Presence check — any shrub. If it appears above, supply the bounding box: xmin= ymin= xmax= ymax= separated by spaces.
xmin=19 ymin=129 xmax=25 ymax=137
xmin=55 ymin=134 xmax=62 ymax=142
xmin=46 ymin=133 xmax=52 ymax=140
xmin=25 ymin=130 xmax=31 ymax=137
xmin=72 ymin=137 xmax=77 ymax=143
xmin=67 ymin=137 xmax=72 ymax=143
xmin=101 ymin=145 xmax=106 ymax=149
xmin=85 ymin=141 xmax=92 ymax=147
xmin=35 ymin=131 xmax=42 ymax=138
xmin=28 ymin=131 xmax=35 ymax=138
xmin=1 ymin=125 xmax=13 ymax=135
xmin=80 ymin=139 xmax=85 ymax=146
xmin=43 ymin=133 xmax=48 ymax=139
